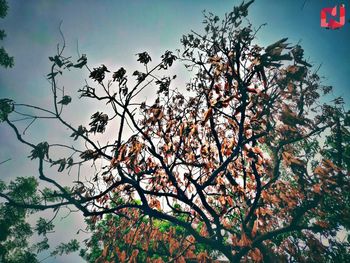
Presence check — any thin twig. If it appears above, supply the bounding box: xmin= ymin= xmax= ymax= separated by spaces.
xmin=23 ymin=117 xmax=37 ymax=135
xmin=0 ymin=158 xmax=11 ymax=165
xmin=301 ymin=0 xmax=308 ymax=10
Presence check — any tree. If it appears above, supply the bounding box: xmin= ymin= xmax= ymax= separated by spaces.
xmin=0 ymin=0 xmax=14 ymax=68
xmin=0 ymin=0 xmax=349 ymax=262
xmin=0 ymin=177 xmax=39 ymax=263
xmin=0 ymin=176 xmax=80 ymax=262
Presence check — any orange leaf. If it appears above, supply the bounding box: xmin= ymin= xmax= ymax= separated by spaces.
xmin=221 ymin=95 xmax=235 ymax=107
xmin=314 ymin=166 xmax=328 ymax=176
xmin=169 ymin=239 xmax=180 ymax=255
xmin=152 ymin=108 xmax=163 ymax=120
xmin=202 ymin=108 xmax=213 ymax=124
xmin=250 ymin=248 xmax=263 ymax=262
xmin=102 ymin=246 xmax=108 ymax=258
xmin=197 ymin=252 xmax=208 ymax=263
xmin=117 ymin=144 xmax=127 ymax=162
xmin=226 ymin=196 xmax=234 ymax=206
xmin=150 ymin=198 xmax=161 ymax=210
xmin=179 ymin=123 xmax=185 ymax=136
xmin=315 ymin=220 xmax=330 ymax=229
xmin=218 ymin=196 xmax=226 ymax=206
xmin=225 ymin=116 xmax=237 ymax=127
xmin=247 ymin=86 xmax=258 ymax=93
xmin=290 ymin=157 xmax=305 ymax=167
xmin=312 ymin=183 xmax=322 ymax=194
xmin=129 ymin=249 xmax=139 ymax=263
xmin=238 ymin=232 xmax=252 ymax=247
xmin=185 ymin=249 xmax=196 ymax=258
xmin=231 ymin=235 xmax=239 ymax=246
xmin=189 ymin=124 xmax=197 ymax=137
xmin=251 ymin=219 xmax=258 ymax=237
xmin=323 ymin=159 xmax=338 ymax=170
xmin=119 ymin=250 xmax=126 ymax=262
xmin=282 ymin=152 xmax=292 ymax=163
xmin=110 ymin=157 xmax=117 ymax=167
xmin=134 ymin=165 xmax=141 ymax=173
xmin=176 ymin=256 xmax=186 ymax=263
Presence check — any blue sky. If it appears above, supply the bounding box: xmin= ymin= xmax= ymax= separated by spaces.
xmin=1 ymin=0 xmax=349 ymax=101
xmin=0 ymin=0 xmax=349 ymax=262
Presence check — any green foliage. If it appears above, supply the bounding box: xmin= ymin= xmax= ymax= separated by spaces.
xmin=8 ymin=176 xmax=39 ymax=203
xmin=35 ymin=217 xmax=54 ymax=236
xmin=0 ymin=0 xmax=13 ymax=68
xmin=136 ymin=51 xmax=152 ymax=65
xmin=0 ymin=176 xmax=81 ymax=262
xmin=321 ymin=119 xmax=350 ymax=231
xmin=155 ymin=219 xmax=171 ymax=233
xmin=51 ymin=239 xmax=80 ymax=257
xmin=0 ymin=203 xmax=39 ymax=263
xmin=41 ymin=187 xmax=60 ymax=202
xmin=70 ymin=125 xmax=87 ymax=141
xmin=0 ymin=29 xmax=6 ymax=40
xmin=57 ymin=95 xmax=72 ymax=105
xmin=79 ymin=234 xmax=102 ymax=262
xmin=324 ymin=124 xmax=350 ymax=172
xmin=28 ymin=142 xmax=49 ymax=160
xmin=0 ymin=177 xmax=43 ymax=262
xmin=34 ymin=238 xmax=49 ymax=254
xmin=50 ymin=158 xmax=68 ymax=172
xmin=0 ymin=0 xmax=8 ymax=18
xmin=0 ymin=180 xmax=6 ymax=192
xmin=0 ymin=98 xmax=14 ymax=122
xmin=82 ymin=211 xmax=216 ymax=262
xmin=89 ymin=64 xmax=110 ymax=83
xmin=0 ymin=47 xmax=14 ymax=68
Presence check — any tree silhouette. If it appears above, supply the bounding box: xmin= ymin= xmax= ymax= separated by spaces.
xmin=0 ymin=1 xmax=349 ymax=262
xmin=0 ymin=0 xmax=14 ymax=68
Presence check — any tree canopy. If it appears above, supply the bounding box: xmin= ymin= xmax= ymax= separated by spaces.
xmin=0 ymin=0 xmax=14 ymax=68
xmin=0 ymin=1 xmax=349 ymax=262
